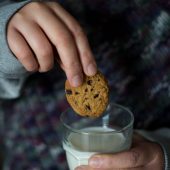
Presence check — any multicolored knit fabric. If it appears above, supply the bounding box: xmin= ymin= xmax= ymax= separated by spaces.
xmin=1 ymin=0 xmax=170 ymax=169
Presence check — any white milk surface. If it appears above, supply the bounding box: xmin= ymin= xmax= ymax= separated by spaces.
xmin=63 ymin=127 xmax=128 ymax=170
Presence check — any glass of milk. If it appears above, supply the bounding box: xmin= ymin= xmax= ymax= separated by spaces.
xmin=60 ymin=103 xmax=134 ymax=170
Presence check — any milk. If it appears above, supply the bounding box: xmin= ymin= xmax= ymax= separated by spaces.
xmin=63 ymin=127 xmax=129 ymax=170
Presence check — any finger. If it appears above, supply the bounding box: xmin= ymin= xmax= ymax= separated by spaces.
xmin=7 ymin=27 xmax=38 ymax=72
xmin=34 ymin=5 xmax=83 ymax=86
xmin=47 ymin=2 xmax=97 ymax=76
xmin=89 ymin=144 xmax=155 ymax=169
xmin=14 ymin=18 xmax=54 ymax=72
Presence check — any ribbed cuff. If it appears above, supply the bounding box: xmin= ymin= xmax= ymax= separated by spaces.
xmin=159 ymin=141 xmax=170 ymax=170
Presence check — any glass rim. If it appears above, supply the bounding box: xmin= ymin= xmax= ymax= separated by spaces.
xmin=60 ymin=102 xmax=134 ymax=135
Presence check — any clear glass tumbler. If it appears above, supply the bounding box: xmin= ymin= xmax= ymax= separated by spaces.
xmin=60 ymin=102 xmax=134 ymax=170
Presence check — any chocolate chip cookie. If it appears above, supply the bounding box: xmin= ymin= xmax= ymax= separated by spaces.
xmin=65 ymin=71 xmax=109 ymax=117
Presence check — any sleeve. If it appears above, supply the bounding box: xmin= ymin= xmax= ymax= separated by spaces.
xmin=0 ymin=0 xmax=32 ymax=99
xmin=136 ymin=128 xmax=170 ymax=170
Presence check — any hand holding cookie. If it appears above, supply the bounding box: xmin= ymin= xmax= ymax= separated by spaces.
xmin=65 ymin=71 xmax=109 ymax=117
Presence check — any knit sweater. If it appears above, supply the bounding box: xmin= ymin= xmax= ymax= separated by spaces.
xmin=0 ymin=0 xmax=170 ymax=170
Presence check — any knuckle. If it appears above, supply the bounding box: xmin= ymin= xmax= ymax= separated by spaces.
xmin=28 ymin=2 xmax=46 ymax=11
xmin=11 ymin=10 xmax=31 ymax=26
xmin=13 ymin=2 xmax=48 ymax=22
xmin=129 ymin=151 xmax=140 ymax=166
xmin=10 ymin=12 xmax=26 ymax=24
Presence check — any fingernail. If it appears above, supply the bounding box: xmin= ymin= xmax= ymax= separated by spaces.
xmin=72 ymin=75 xmax=82 ymax=87
xmin=89 ymin=157 xmax=102 ymax=168
xmin=87 ymin=63 xmax=97 ymax=76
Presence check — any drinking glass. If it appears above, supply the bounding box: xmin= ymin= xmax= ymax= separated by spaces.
xmin=60 ymin=102 xmax=134 ymax=170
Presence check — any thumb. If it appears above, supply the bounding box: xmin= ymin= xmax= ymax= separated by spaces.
xmin=88 ymin=143 xmax=156 ymax=169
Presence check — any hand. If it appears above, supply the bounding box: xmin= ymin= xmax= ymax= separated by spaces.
xmin=76 ymin=133 xmax=164 ymax=170
xmin=7 ymin=2 xmax=97 ymax=87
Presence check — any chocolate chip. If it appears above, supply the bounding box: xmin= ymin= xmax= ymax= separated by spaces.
xmin=94 ymin=94 xmax=99 ymax=98
xmin=85 ymin=88 xmax=88 ymax=92
xmin=85 ymin=105 xmax=91 ymax=111
xmin=91 ymin=88 xmax=93 ymax=91
xmin=87 ymin=80 xmax=92 ymax=85
xmin=65 ymin=89 xmax=72 ymax=95
xmin=75 ymin=92 xmax=79 ymax=95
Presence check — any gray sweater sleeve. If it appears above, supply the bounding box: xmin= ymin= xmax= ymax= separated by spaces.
xmin=136 ymin=128 xmax=170 ymax=170
xmin=0 ymin=0 xmax=32 ymax=99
